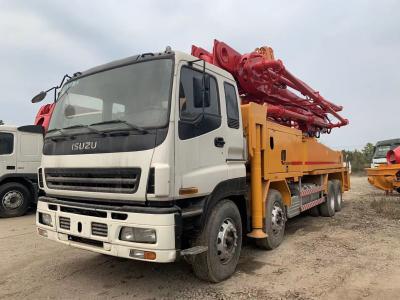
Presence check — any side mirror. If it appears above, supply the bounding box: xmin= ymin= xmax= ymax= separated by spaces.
xmin=193 ymin=74 xmax=210 ymax=108
xmin=180 ymin=64 xmax=211 ymax=126
xmin=31 ymin=91 xmax=47 ymax=103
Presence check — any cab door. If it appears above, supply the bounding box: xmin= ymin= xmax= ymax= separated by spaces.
xmin=174 ymin=63 xmax=228 ymax=198
xmin=16 ymin=133 xmax=43 ymax=174
xmin=0 ymin=131 xmax=16 ymax=176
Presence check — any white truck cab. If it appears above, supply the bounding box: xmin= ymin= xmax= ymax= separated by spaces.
xmin=371 ymin=139 xmax=400 ymax=168
xmin=0 ymin=125 xmax=43 ymax=217
xmin=36 ymin=50 xmax=246 ymax=273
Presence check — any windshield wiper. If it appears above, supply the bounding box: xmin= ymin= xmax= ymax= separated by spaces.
xmin=91 ymin=120 xmax=148 ymax=134
xmin=64 ymin=124 xmax=107 ymax=135
xmin=47 ymin=128 xmax=63 ymax=134
xmin=46 ymin=128 xmax=74 ymax=141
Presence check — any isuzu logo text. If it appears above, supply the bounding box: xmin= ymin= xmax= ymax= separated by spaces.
xmin=71 ymin=141 xmax=97 ymax=151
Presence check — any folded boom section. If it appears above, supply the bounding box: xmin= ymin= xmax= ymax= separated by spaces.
xmin=192 ymin=40 xmax=348 ymax=136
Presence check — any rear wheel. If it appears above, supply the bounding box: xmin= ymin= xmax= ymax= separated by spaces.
xmin=256 ymin=189 xmax=286 ymax=250
xmin=319 ymin=181 xmax=335 ymax=217
xmin=192 ymin=199 xmax=242 ymax=282
xmin=0 ymin=182 xmax=31 ymax=218
xmin=333 ymin=180 xmax=343 ymax=212
xmin=308 ymin=206 xmax=320 ymax=217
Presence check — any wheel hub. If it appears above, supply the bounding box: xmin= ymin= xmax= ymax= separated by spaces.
xmin=216 ymin=218 xmax=238 ymax=264
xmin=271 ymin=204 xmax=284 ymax=235
xmin=2 ymin=191 xmax=23 ymax=210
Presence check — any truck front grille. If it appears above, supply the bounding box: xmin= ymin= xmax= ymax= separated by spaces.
xmin=44 ymin=168 xmax=141 ymax=194
xmin=91 ymin=222 xmax=108 ymax=237
xmin=59 ymin=216 xmax=71 ymax=230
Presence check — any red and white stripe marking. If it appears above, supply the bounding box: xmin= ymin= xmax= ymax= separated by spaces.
xmin=300 ymin=186 xmax=324 ymax=197
xmin=300 ymin=197 xmax=325 ymax=211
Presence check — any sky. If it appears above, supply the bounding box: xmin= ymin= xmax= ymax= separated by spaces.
xmin=0 ymin=0 xmax=399 ymax=150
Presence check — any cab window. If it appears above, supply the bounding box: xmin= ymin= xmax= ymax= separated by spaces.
xmin=0 ymin=132 xmax=14 ymax=155
xmin=224 ymin=82 xmax=240 ymax=129
xmin=178 ymin=66 xmax=221 ymax=140
xmin=179 ymin=67 xmax=220 ymax=118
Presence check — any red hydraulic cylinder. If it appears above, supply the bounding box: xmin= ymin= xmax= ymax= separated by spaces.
xmin=387 ymin=146 xmax=400 ymax=165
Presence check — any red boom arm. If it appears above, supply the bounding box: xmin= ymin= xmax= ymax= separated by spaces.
xmin=191 ymin=40 xmax=348 ymax=136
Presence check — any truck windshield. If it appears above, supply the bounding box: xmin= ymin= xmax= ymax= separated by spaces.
xmin=48 ymin=58 xmax=173 ymax=133
xmin=373 ymin=143 xmax=400 ymax=159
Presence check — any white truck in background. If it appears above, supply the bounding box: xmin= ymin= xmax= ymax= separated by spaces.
xmin=0 ymin=125 xmax=43 ymax=217
xmin=371 ymin=138 xmax=400 ymax=168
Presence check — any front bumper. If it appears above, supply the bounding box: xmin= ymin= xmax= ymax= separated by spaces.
xmin=36 ymin=197 xmax=180 ymax=263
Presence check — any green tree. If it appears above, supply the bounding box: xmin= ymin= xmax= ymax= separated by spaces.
xmin=362 ymin=143 xmax=375 ymax=163
xmin=342 ymin=142 xmax=375 ymax=173
xmin=0 ymin=120 xmax=3 ymax=125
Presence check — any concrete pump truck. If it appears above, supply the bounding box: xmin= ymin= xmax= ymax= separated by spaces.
xmin=34 ymin=40 xmax=350 ymax=282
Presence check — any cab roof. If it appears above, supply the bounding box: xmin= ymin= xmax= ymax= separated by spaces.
xmin=0 ymin=125 xmax=17 ymax=132
xmin=69 ymin=49 xmax=235 ymax=83
xmin=0 ymin=125 xmax=44 ymax=134
xmin=376 ymin=138 xmax=400 ymax=146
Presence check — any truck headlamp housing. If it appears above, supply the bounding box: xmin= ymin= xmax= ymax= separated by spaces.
xmin=39 ymin=212 xmax=53 ymax=226
xmin=119 ymin=227 xmax=157 ymax=244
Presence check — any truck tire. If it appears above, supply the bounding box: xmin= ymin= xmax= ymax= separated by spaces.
xmin=0 ymin=182 xmax=31 ymax=218
xmin=256 ymin=189 xmax=286 ymax=250
xmin=192 ymin=199 xmax=242 ymax=282
xmin=333 ymin=179 xmax=343 ymax=212
xmin=319 ymin=181 xmax=335 ymax=217
xmin=308 ymin=206 xmax=320 ymax=217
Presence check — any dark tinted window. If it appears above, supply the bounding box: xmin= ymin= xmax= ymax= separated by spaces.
xmin=178 ymin=67 xmax=221 ymax=140
xmin=224 ymin=83 xmax=240 ymax=129
xmin=0 ymin=133 xmax=14 ymax=155
xmin=179 ymin=67 xmax=220 ymax=119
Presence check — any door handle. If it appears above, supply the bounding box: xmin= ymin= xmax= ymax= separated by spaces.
xmin=6 ymin=166 xmax=16 ymax=170
xmin=214 ymin=137 xmax=225 ymax=148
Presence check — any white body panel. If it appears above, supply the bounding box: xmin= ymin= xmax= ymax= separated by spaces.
xmin=0 ymin=125 xmax=43 ymax=177
xmin=36 ymin=201 xmax=177 ymax=262
xmin=42 ymin=148 xmax=154 ymax=201
xmin=173 ymin=59 xmax=245 ymax=199
xmin=371 ymin=158 xmax=387 ymax=168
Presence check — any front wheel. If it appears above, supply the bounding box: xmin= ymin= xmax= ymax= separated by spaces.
xmin=192 ymin=199 xmax=242 ymax=282
xmin=0 ymin=182 xmax=31 ymax=218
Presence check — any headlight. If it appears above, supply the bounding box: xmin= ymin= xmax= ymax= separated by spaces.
xmin=119 ymin=227 xmax=157 ymax=244
xmin=39 ymin=212 xmax=52 ymax=226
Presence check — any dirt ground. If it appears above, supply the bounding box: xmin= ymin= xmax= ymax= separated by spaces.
xmin=1 ymin=176 xmax=400 ymax=300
